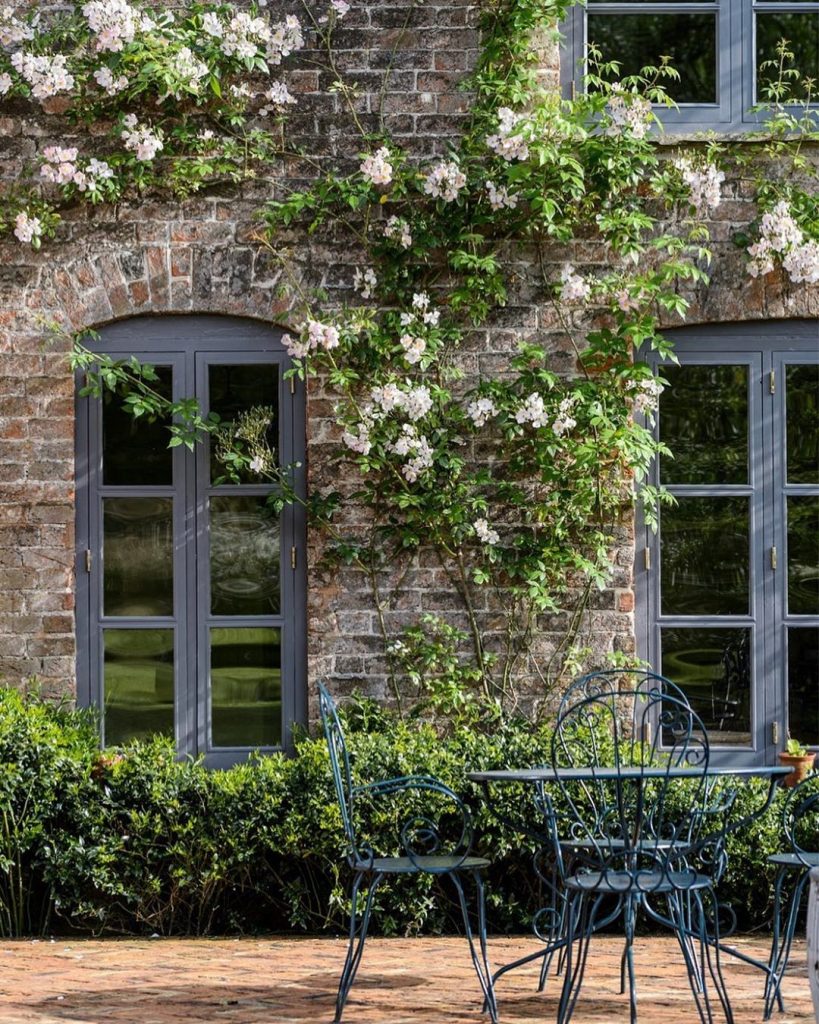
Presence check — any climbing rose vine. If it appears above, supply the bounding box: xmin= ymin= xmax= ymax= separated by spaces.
xmin=3 ymin=2 xmax=818 ymax=712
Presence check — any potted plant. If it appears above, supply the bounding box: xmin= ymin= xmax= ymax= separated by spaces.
xmin=779 ymin=737 xmax=816 ymax=788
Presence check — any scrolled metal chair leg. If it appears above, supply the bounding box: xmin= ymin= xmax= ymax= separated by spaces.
xmin=538 ymin=888 xmax=566 ymax=992
xmin=621 ymin=893 xmax=638 ymax=1023
xmin=764 ymin=865 xmax=790 ymax=1020
xmin=558 ymin=891 xmax=603 ymax=1024
xmin=556 ymin=891 xmax=583 ymax=1024
xmin=764 ymin=866 xmax=809 ymax=1020
xmin=690 ymin=886 xmax=736 ymax=1024
xmin=665 ymin=890 xmax=703 ymax=995
xmin=700 ymin=886 xmax=733 ymax=1024
xmin=334 ymin=871 xmax=383 ymax=1023
xmin=450 ymin=869 xmax=498 ymax=1024
xmin=692 ymin=890 xmax=716 ymax=1024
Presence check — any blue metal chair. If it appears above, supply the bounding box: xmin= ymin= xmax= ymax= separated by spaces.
xmin=763 ymin=771 xmax=819 ymax=1019
xmin=317 ymin=683 xmax=497 ymax=1023
xmin=536 ymin=669 xmax=695 ymax=993
xmin=542 ymin=687 xmax=732 ymax=1024
xmin=556 ymin=668 xmax=692 ymax=716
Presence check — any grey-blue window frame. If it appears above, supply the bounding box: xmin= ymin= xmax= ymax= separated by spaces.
xmin=75 ymin=315 xmax=307 ymax=765
xmin=637 ymin=320 xmax=819 ymax=767
xmin=560 ymin=0 xmax=819 ymax=133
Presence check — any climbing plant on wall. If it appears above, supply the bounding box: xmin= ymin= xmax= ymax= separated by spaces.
xmin=2 ymin=1 xmax=817 ymax=716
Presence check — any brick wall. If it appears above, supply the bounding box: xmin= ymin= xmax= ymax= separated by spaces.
xmin=0 ymin=1 xmax=816 ymax=713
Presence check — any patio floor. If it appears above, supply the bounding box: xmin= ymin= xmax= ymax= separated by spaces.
xmin=0 ymin=934 xmax=812 ymax=1023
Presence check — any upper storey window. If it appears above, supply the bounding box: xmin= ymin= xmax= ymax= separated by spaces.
xmin=561 ymin=0 xmax=819 ymax=131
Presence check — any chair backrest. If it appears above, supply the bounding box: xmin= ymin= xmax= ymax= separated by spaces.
xmin=548 ymin=688 xmax=711 ymax=890
xmin=317 ymin=683 xmax=358 ymax=857
xmin=558 ymin=668 xmax=691 ymax=726
xmin=783 ymin=771 xmax=819 ymax=866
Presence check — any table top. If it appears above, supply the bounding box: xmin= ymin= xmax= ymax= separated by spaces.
xmin=468 ymin=765 xmax=795 ymax=784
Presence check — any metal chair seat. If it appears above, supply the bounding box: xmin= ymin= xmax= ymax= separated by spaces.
xmin=563 ymin=837 xmax=676 ymax=851
xmin=768 ymin=851 xmax=819 ymax=868
xmin=565 ymin=870 xmax=712 ymax=895
xmin=353 ymin=855 xmax=491 ymax=874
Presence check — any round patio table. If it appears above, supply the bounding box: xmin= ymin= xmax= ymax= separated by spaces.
xmin=467 ymin=763 xmax=794 ymax=1018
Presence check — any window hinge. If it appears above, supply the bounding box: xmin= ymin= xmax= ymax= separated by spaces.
xmin=644 ymin=547 xmax=651 ymax=571
xmin=770 ymin=546 xmax=777 ymax=570
xmin=772 ymin=722 xmax=780 ymax=745
xmin=290 ymin=546 xmax=297 ymax=570
xmin=289 ymin=376 xmax=296 ymax=395
xmin=769 ymin=370 xmax=776 ymax=395
xmin=85 ymin=550 xmax=92 ymax=573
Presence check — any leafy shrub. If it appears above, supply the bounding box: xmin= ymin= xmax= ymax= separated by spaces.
xmin=0 ymin=687 xmax=803 ymax=937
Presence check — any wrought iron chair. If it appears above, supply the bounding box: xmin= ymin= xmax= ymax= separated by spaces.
xmin=317 ymin=683 xmax=497 ymax=1023
xmin=763 ymin=771 xmax=819 ymax=1019
xmin=557 ymin=668 xmax=692 ymax=717
xmin=541 ymin=687 xmax=732 ymax=1024
xmin=535 ymin=669 xmax=695 ymax=992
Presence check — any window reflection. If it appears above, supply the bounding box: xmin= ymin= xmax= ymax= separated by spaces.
xmin=209 ymin=364 xmax=278 ymax=484
xmin=659 ymin=365 xmax=748 ymax=484
xmin=660 ymin=497 xmax=749 ymax=615
xmin=661 ymin=627 xmax=752 ymax=745
xmin=788 ymin=496 xmax=819 ymax=616
xmin=104 ymin=628 xmax=174 ymax=746
xmin=103 ymin=498 xmax=174 ymax=617
xmin=757 ymin=14 xmax=819 ymax=99
xmin=103 ymin=366 xmax=173 ymax=486
xmin=786 ymin=365 xmax=819 ymax=485
xmin=788 ymin=628 xmax=819 ymax=747
xmin=210 ymin=496 xmax=280 ymax=616
xmin=587 ymin=13 xmax=718 ymax=104
xmin=210 ymin=627 xmax=281 ymax=748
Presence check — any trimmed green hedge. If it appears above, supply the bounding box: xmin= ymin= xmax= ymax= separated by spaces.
xmin=0 ymin=687 xmax=793 ymax=937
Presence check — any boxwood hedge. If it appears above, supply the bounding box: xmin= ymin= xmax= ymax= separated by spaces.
xmin=0 ymin=687 xmax=795 ymax=938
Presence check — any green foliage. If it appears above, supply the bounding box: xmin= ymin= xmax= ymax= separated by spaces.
xmin=68 ymin=332 xmax=219 ymax=451
xmin=0 ymin=688 xmax=805 ymax=937
xmin=0 ymin=686 xmax=97 ymax=936
xmin=785 ymin=737 xmax=809 ymax=757
xmin=387 ymin=615 xmax=499 ymax=727
xmin=13 ymin=1 xmax=819 ymax=712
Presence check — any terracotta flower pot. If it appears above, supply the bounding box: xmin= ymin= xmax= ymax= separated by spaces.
xmin=778 ymin=751 xmax=816 ymax=788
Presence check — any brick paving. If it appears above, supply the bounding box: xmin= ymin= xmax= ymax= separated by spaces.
xmin=0 ymin=934 xmax=812 ymax=1024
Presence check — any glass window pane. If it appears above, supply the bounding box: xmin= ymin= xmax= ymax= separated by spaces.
xmin=104 ymin=497 xmax=174 ymax=617
xmin=661 ymin=627 xmax=752 ymax=745
xmin=210 ymin=627 xmax=281 ymax=747
xmin=788 ymin=627 xmax=819 ymax=747
xmin=786 ymin=365 xmax=819 ymax=484
xmin=660 ymin=497 xmax=749 ymax=615
xmin=209 ymin=364 xmax=278 ymax=484
xmin=586 ymin=13 xmax=717 ymax=104
xmin=659 ymin=364 xmax=748 ymax=484
xmin=757 ymin=14 xmax=819 ymax=98
xmin=104 ymin=628 xmax=174 ymax=745
xmin=103 ymin=366 xmax=173 ymax=486
xmin=210 ymin=496 xmax=280 ymax=616
xmin=788 ymin=496 xmax=819 ymax=615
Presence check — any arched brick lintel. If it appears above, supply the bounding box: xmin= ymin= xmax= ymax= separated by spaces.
xmin=655 ymin=264 xmax=819 ymax=333
xmin=44 ymin=245 xmax=292 ymax=335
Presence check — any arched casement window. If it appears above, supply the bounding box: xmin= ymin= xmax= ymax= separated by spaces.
xmin=75 ymin=316 xmax=306 ymax=765
xmin=639 ymin=320 xmax=818 ymax=764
